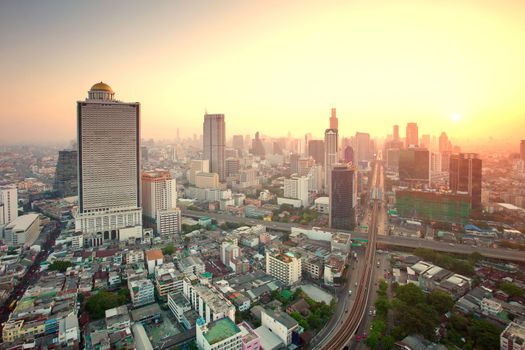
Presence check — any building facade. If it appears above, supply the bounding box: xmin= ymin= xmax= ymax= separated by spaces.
xmin=449 ymin=153 xmax=482 ymax=209
xmin=54 ymin=150 xmax=78 ymax=197
xmin=324 ymin=129 xmax=338 ymax=192
xmin=329 ymin=164 xmax=357 ymax=230
xmin=203 ymin=113 xmax=226 ymax=181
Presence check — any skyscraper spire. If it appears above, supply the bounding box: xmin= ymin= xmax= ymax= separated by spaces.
xmin=330 ymin=107 xmax=338 ymax=130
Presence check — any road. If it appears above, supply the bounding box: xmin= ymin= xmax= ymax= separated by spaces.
xmin=181 ymin=209 xmax=525 ymax=263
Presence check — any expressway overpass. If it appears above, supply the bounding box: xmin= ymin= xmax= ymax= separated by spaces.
xmin=181 ymin=209 xmax=525 ymax=263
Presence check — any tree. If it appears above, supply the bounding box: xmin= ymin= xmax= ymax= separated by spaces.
xmin=499 ymin=281 xmax=525 ymax=297
xmin=162 ymin=244 xmax=175 ymax=255
xmin=290 ymin=311 xmax=310 ymax=330
xmin=49 ymin=260 xmax=72 ymax=272
xmin=375 ymin=296 xmax=390 ymax=318
xmin=471 ymin=319 xmax=502 ymax=350
xmin=427 ymin=290 xmax=454 ymax=314
xmin=85 ymin=290 xmax=127 ymax=320
xmin=394 ymin=283 xmax=425 ymax=305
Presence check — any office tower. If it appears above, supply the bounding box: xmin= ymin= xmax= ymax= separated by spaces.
xmin=203 ymin=113 xmax=226 ymax=181
xmin=355 ymin=132 xmax=371 ymax=163
xmin=142 ymin=170 xmax=180 ymax=236
xmin=521 ymin=140 xmax=525 ymax=162
xmin=431 ymin=152 xmax=442 ymax=173
xmin=449 ymin=153 xmax=482 ymax=209
xmin=329 ymin=164 xmax=357 ymax=230
xmin=344 ymin=146 xmax=354 ymax=163
xmin=308 ymin=140 xmax=325 ymax=166
xmin=141 ymin=145 xmax=149 ymax=164
xmin=266 ymin=251 xmax=302 ymax=286
xmin=393 ymin=125 xmax=399 ymax=141
xmin=421 ymin=134 xmax=431 ymax=149
xmin=406 ymin=122 xmax=418 ymax=148
xmin=251 ymin=131 xmax=265 ymax=157
xmin=304 ymin=133 xmax=312 ymax=155
xmin=329 ymin=107 xmax=338 ymax=130
xmin=284 ymin=176 xmax=309 ymax=207
xmin=324 ymin=129 xmax=338 ymax=191
xmin=225 ymin=157 xmax=240 ymax=178
xmin=75 ymin=82 xmax=142 ymax=244
xmin=0 ymin=186 xmax=18 ymax=226
xmin=441 ymin=152 xmax=451 ymax=172
xmin=386 ymin=148 xmax=400 ymax=171
xmin=399 ymin=148 xmax=430 ymax=185
xmin=290 ymin=153 xmax=300 ymax=174
xmin=297 ymin=157 xmax=315 ymax=176
xmin=232 ymin=135 xmax=244 ymax=151
xmin=439 ymin=132 xmax=451 ymax=153
xmin=188 ymin=159 xmax=209 ymax=185
xmin=54 ymin=150 xmax=78 ymax=197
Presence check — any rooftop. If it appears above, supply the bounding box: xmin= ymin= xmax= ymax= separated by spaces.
xmin=5 ymin=213 xmax=40 ymax=231
xmin=263 ymin=308 xmax=298 ymax=329
xmin=145 ymin=249 xmax=163 ymax=261
xmin=203 ymin=317 xmax=241 ymax=345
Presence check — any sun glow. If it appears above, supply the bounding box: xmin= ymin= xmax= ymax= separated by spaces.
xmin=451 ymin=113 xmax=462 ymax=123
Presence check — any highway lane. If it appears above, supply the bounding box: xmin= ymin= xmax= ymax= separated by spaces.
xmin=181 ymin=210 xmax=525 ymax=262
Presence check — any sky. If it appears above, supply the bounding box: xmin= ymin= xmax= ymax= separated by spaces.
xmin=1 ymin=0 xmax=525 ymax=146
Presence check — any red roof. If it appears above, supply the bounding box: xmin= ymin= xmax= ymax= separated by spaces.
xmin=95 ymin=249 xmax=118 ymax=258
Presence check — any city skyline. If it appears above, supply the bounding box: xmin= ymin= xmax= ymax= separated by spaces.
xmin=1 ymin=1 xmax=525 ymax=145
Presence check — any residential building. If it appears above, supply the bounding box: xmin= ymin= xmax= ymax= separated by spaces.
xmin=105 ymin=305 xmax=131 ymax=334
xmin=189 ymin=159 xmax=210 ymax=185
xmin=265 ymin=251 xmax=301 ymax=286
xmin=261 ymin=308 xmax=298 ymax=346
xmin=399 ymin=148 xmax=430 ymax=185
xmin=195 ymin=172 xmax=220 ymax=189
xmin=226 ymin=157 xmax=240 ymax=177
xmin=183 ymin=280 xmax=236 ymax=323
xmin=406 ymin=122 xmax=419 ymax=147
xmin=283 ymin=175 xmax=309 ymax=207
xmin=308 ymin=140 xmax=324 ymax=166
xmin=221 ymin=239 xmax=240 ymax=267
xmin=0 ymin=186 xmax=18 ymax=226
xmin=501 ymin=319 xmax=525 ymax=350
xmin=155 ymin=263 xmax=183 ymax=298
xmin=75 ymin=82 xmax=142 ymax=244
xmin=196 ymin=317 xmax=243 ymax=350
xmin=203 ymin=113 xmax=226 ymax=181
xmin=355 ymin=132 xmax=371 ymax=163
xmin=145 ymin=249 xmax=164 ymax=275
xmin=238 ymin=321 xmax=261 ymax=350
xmin=142 ymin=170 xmax=180 ymax=235
xmin=178 ymin=256 xmax=205 ymax=275
xmin=129 ymin=279 xmax=155 ymax=308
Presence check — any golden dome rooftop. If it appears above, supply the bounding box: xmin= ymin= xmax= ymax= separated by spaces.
xmin=90 ymin=82 xmax=113 ymax=92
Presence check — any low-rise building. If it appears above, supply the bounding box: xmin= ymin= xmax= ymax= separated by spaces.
xmin=4 ymin=213 xmax=41 ymax=248
xmin=196 ymin=317 xmax=243 ymax=350
xmin=129 ymin=279 xmax=155 ymax=308
xmin=265 ymin=251 xmax=301 ymax=286
xmin=500 ymin=319 xmax=525 ymax=350
xmin=145 ymin=249 xmax=164 ymax=275
xmin=154 ymin=263 xmax=183 ymax=298
xmin=105 ymin=305 xmax=131 ymax=334
xmin=261 ymin=308 xmax=298 ymax=346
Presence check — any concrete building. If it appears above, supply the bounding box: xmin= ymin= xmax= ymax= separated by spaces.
xmin=399 ymin=148 xmax=430 ymax=186
xmin=265 ymin=251 xmax=301 ymax=286
xmin=261 ymin=308 xmax=298 ymax=346
xmin=189 ymin=159 xmax=210 ymax=185
xmin=283 ymin=175 xmax=309 ymax=207
xmin=450 ymin=153 xmax=482 ymax=209
xmin=195 ymin=172 xmax=220 ymax=189
xmin=196 ymin=317 xmax=243 ymax=350
xmin=221 ymin=239 xmax=240 ymax=267
xmin=203 ymin=113 xmax=226 ymax=181
xmin=324 ymin=128 xmax=338 ymax=192
xmin=178 ymin=255 xmax=205 ymax=275
xmin=314 ymin=196 xmax=329 ymax=214
xmin=155 ymin=263 xmax=183 ymax=298
xmin=226 ymin=157 xmax=240 ymax=178
xmin=330 ymin=164 xmax=357 ymax=231
xmin=355 ymin=132 xmax=371 ymax=163
xmin=129 ymin=279 xmax=155 ymax=308
xmin=145 ymin=249 xmax=164 ymax=275
xmin=4 ymin=213 xmax=40 ymax=248
xmin=75 ymin=82 xmax=142 ymax=244
xmin=0 ymin=186 xmax=18 ymax=226
xmin=501 ymin=319 xmax=525 ymax=350
xmin=308 ymin=140 xmax=324 ymax=166
xmin=238 ymin=321 xmax=261 ymax=350
xmin=142 ymin=170 xmax=180 ymax=235
xmin=183 ymin=280 xmax=236 ymax=323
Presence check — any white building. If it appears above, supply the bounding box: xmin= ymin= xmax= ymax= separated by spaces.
xmin=126 ymin=249 xmax=144 ymax=265
xmin=155 ymin=263 xmax=184 ymax=298
xmin=221 ymin=239 xmax=240 ymax=267
xmin=129 ymin=279 xmax=155 ymax=308
xmin=203 ymin=113 xmax=226 ymax=181
xmin=261 ymin=308 xmax=298 ymax=346
xmin=57 ymin=313 xmax=80 ymax=346
xmin=75 ymin=82 xmax=142 ymax=244
xmin=183 ymin=279 xmax=236 ymax=324
xmin=0 ymin=186 xmax=18 ymax=226
xmin=283 ymin=175 xmax=309 ymax=207
xmin=265 ymin=251 xmax=301 ymax=286
xmin=307 ymin=165 xmax=323 ymax=193
xmin=196 ymin=317 xmax=243 ymax=350
xmin=188 ymin=160 xmax=210 ymax=185
xmin=145 ymin=249 xmax=164 ymax=275
xmin=142 ymin=170 xmax=181 ymax=236
xmin=4 ymin=213 xmax=40 ymax=248
xmin=481 ymin=298 xmax=503 ymax=316
xmin=500 ymin=319 xmax=525 ymax=350
xmin=314 ymin=197 xmax=329 ymax=214
xmin=178 ymin=256 xmax=206 ymax=275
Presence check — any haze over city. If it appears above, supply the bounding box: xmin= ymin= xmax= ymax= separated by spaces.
xmin=1 ymin=0 xmax=525 ymax=147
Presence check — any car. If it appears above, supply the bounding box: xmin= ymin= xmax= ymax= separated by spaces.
xmin=356 ymin=335 xmax=361 ymax=342
xmin=348 ymin=290 xmax=352 ymax=295
xmin=448 ymin=243 xmax=455 ymax=246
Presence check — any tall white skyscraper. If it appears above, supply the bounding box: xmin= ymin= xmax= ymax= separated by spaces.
xmin=75 ymin=82 xmax=142 ymax=245
xmin=142 ymin=170 xmax=180 ymax=236
xmin=203 ymin=113 xmax=226 ymax=181
xmin=324 ymin=128 xmax=338 ymax=192
xmin=0 ymin=186 xmax=18 ymax=226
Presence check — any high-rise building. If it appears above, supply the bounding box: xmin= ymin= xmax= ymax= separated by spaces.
xmin=203 ymin=113 xmax=226 ymax=181
xmin=284 ymin=176 xmax=309 ymax=207
xmin=324 ymin=129 xmax=338 ymax=191
xmin=142 ymin=171 xmax=180 ymax=236
xmin=329 ymin=164 xmax=357 ymax=230
xmin=225 ymin=158 xmax=240 ymax=178
xmin=439 ymin=132 xmax=451 ymax=153
xmin=329 ymin=107 xmax=338 ymax=130
xmin=220 ymin=239 xmax=240 ymax=267
xmin=421 ymin=134 xmax=431 ymax=149
xmin=344 ymin=146 xmax=354 ymax=163
xmin=449 ymin=153 xmax=482 ymax=209
xmin=54 ymin=150 xmax=78 ymax=197
xmin=266 ymin=251 xmax=302 ymax=285
xmin=399 ymin=148 xmax=430 ymax=185
xmin=393 ymin=125 xmax=399 ymax=141
xmin=232 ymin=135 xmax=244 ymax=151
xmin=251 ymin=131 xmax=265 ymax=157
xmin=290 ymin=153 xmax=300 ymax=174
xmin=297 ymin=157 xmax=315 ymax=176
xmin=75 ymin=82 xmax=142 ymax=244
xmin=406 ymin=122 xmax=419 ymax=148
xmin=195 ymin=173 xmax=220 ymax=189
xmin=355 ymin=132 xmax=371 ymax=163
xmin=304 ymin=133 xmax=312 ymax=155
xmin=188 ymin=159 xmax=209 ymax=185
xmin=0 ymin=186 xmax=18 ymax=226
xmin=308 ymin=140 xmax=324 ymax=166
xmin=521 ymin=140 xmax=525 ymax=162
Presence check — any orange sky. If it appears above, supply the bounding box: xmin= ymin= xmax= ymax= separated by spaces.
xmin=1 ymin=0 xmax=524 ymax=145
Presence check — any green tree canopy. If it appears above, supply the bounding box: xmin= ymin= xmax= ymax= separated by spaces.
xmin=85 ymin=290 xmax=127 ymax=320
xmin=49 ymin=260 xmax=72 ymax=272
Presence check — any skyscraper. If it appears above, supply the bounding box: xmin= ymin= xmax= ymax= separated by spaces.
xmin=355 ymin=132 xmax=371 ymax=163
xmin=393 ymin=125 xmax=399 ymax=141
xmin=308 ymin=140 xmax=325 ymax=166
xmin=324 ymin=129 xmax=338 ymax=191
xmin=142 ymin=171 xmax=181 ymax=236
xmin=449 ymin=153 xmax=482 ymax=209
xmin=439 ymin=132 xmax=451 ymax=153
xmin=329 ymin=164 xmax=357 ymax=230
xmin=421 ymin=134 xmax=431 ymax=149
xmin=344 ymin=146 xmax=354 ymax=163
xmin=521 ymin=140 xmax=525 ymax=162
xmin=75 ymin=82 xmax=142 ymax=244
xmin=398 ymin=148 xmax=430 ymax=185
xmin=251 ymin=131 xmax=266 ymax=157
xmin=329 ymin=108 xmax=338 ymax=130
xmin=0 ymin=186 xmax=18 ymax=226
xmin=203 ymin=113 xmax=226 ymax=181
xmin=232 ymin=135 xmax=244 ymax=151
xmin=54 ymin=150 xmax=78 ymax=197
xmin=406 ymin=122 xmax=418 ymax=148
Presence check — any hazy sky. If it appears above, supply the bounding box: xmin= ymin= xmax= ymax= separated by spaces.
xmin=1 ymin=0 xmax=525 ymax=145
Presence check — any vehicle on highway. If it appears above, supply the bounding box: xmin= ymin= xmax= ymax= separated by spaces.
xmin=348 ymin=289 xmax=352 ymax=295
xmin=355 ymin=282 xmax=358 ymax=287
